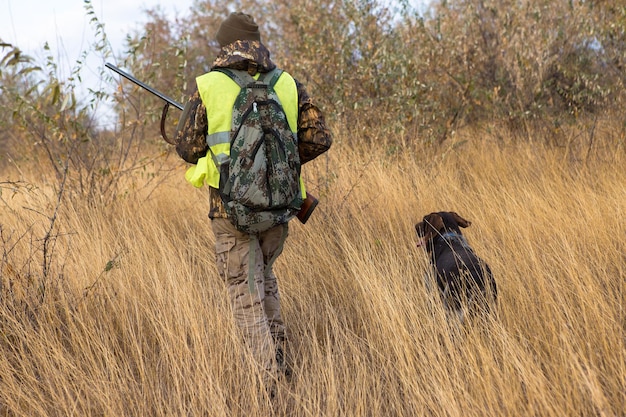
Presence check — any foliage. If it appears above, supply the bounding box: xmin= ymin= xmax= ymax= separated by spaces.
xmin=0 ymin=1 xmax=176 ymax=205
xmin=106 ymin=0 xmax=625 ymax=149
xmin=421 ymin=0 xmax=617 ymax=138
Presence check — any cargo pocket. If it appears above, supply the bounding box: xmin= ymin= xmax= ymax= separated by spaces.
xmin=215 ymin=236 xmax=236 ymax=283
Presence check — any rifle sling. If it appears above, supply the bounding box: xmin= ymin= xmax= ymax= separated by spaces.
xmin=160 ymin=103 xmax=177 ymax=145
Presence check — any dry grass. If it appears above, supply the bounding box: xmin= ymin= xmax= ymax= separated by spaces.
xmin=1 ymin=127 xmax=624 ymax=416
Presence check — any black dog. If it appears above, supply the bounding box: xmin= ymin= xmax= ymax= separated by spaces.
xmin=415 ymin=211 xmax=497 ymax=322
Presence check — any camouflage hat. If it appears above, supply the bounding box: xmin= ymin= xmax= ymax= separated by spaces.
xmin=216 ymin=12 xmax=261 ymax=48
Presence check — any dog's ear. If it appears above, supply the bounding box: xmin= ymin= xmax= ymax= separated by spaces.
xmin=450 ymin=212 xmax=472 ymax=228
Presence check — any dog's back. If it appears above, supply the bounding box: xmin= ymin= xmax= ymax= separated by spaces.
xmin=416 ymin=211 xmax=497 ymax=320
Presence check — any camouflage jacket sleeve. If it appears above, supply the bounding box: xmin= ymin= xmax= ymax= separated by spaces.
xmin=174 ymin=88 xmax=227 ymax=218
xmin=295 ymin=79 xmax=332 ymax=164
xmin=175 ymin=89 xmax=209 ymax=164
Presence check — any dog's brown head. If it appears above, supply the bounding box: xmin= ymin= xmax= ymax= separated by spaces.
xmin=415 ymin=211 xmax=471 ymax=248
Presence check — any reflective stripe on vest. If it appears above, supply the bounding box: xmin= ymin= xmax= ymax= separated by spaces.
xmin=189 ymin=69 xmax=299 ymax=189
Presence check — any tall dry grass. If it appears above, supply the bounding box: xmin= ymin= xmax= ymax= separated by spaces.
xmin=1 ymin=126 xmax=624 ymax=416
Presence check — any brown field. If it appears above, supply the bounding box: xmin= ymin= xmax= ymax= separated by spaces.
xmin=1 ymin=125 xmax=624 ymax=416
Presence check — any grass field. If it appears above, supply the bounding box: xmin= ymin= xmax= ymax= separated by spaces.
xmin=1 ymin=126 xmax=624 ymax=416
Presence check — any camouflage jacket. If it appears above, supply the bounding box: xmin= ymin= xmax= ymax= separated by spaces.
xmin=175 ymin=40 xmax=332 ymax=219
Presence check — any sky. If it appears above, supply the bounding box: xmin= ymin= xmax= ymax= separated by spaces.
xmin=1 ymin=0 xmax=195 ymax=124
xmin=1 ymin=0 xmax=194 ymax=60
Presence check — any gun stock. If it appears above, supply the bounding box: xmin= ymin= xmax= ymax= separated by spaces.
xmin=296 ymin=192 xmax=318 ymax=224
xmin=105 ymin=63 xmax=183 ymax=144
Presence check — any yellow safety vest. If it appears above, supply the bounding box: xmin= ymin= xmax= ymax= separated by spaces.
xmin=185 ymin=69 xmax=304 ymax=197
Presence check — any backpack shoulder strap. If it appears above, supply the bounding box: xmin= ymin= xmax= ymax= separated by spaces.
xmin=263 ymin=68 xmax=284 ymax=88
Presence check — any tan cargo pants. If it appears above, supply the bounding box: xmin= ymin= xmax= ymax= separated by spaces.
xmin=211 ymin=218 xmax=288 ymax=384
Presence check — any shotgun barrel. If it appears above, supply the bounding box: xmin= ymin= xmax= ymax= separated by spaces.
xmin=105 ymin=63 xmax=184 ymax=111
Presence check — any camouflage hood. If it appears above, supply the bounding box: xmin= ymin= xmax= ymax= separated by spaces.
xmin=212 ymin=40 xmax=276 ymax=74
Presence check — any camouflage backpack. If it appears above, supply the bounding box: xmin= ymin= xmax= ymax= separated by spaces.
xmin=214 ymin=68 xmax=303 ymax=234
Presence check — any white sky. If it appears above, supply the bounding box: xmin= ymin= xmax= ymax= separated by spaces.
xmin=1 ymin=0 xmax=195 ymax=124
xmin=1 ymin=0 xmax=194 ymax=59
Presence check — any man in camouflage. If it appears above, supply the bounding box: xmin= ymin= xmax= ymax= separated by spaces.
xmin=175 ymin=12 xmax=331 ymax=392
